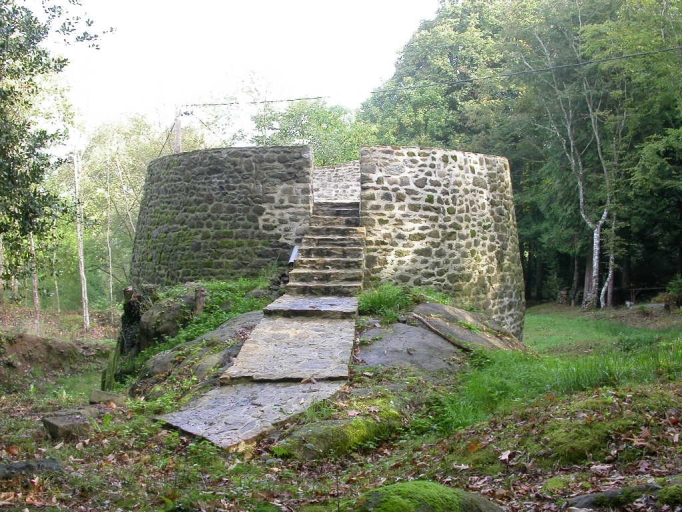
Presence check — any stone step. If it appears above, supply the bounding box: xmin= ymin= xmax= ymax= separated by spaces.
xmin=302 ymin=235 xmax=365 ymax=248
xmin=313 ymin=202 xmax=360 ymax=218
xmin=298 ymin=246 xmax=364 ymax=259
xmin=295 ymin=257 xmax=364 ymax=271
xmin=264 ymin=295 xmax=358 ymax=319
xmin=286 ymin=282 xmax=362 ymax=297
xmin=310 ymin=215 xmax=361 ymax=227
xmin=306 ymin=225 xmax=366 ymax=237
xmin=288 ymin=268 xmax=363 ymax=284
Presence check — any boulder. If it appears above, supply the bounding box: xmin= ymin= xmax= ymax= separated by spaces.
xmin=130 ymin=311 xmax=263 ymax=400
xmin=409 ymin=303 xmax=525 ymax=352
xmin=0 ymin=458 xmax=62 ymax=480
xmin=138 ymin=284 xmax=207 ymax=352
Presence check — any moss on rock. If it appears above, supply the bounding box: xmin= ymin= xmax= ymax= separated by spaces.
xmin=353 ymin=481 xmax=503 ymax=512
xmin=658 ymin=484 xmax=682 ymax=505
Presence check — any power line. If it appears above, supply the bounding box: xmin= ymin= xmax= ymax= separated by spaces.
xmin=372 ymin=45 xmax=682 ymax=94
xmin=158 ymin=121 xmax=175 ymax=157
xmin=188 ymin=111 xmax=232 ymax=147
xmin=183 ymin=96 xmax=328 ymax=108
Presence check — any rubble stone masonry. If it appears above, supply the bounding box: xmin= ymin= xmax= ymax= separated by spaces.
xmin=130 ymin=146 xmax=312 ymax=286
xmin=360 ymin=146 xmax=525 ymax=337
xmin=313 ymin=161 xmax=360 ymax=202
xmin=130 ymin=145 xmax=525 ymax=337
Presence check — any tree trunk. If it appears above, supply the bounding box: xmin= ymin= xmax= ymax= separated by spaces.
xmin=74 ymin=151 xmax=90 ymax=332
xmin=600 ymin=246 xmax=615 ymax=309
xmin=600 ymin=216 xmax=618 ymax=308
xmin=583 ymin=224 xmax=602 ymax=309
xmin=535 ymin=253 xmax=544 ymax=301
xmin=569 ymin=237 xmax=580 ymax=306
xmin=583 ymin=250 xmax=594 ymax=307
xmin=52 ymin=247 xmax=61 ymax=314
xmin=29 ymin=232 xmax=40 ymax=334
xmin=0 ymin=235 xmax=4 ymax=304
xmin=106 ymin=167 xmax=115 ymax=325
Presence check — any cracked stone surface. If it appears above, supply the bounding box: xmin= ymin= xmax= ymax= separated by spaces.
xmin=264 ymin=295 xmax=358 ymax=319
xmin=221 ymin=317 xmax=355 ymax=381
xmin=159 ymin=381 xmax=344 ymax=448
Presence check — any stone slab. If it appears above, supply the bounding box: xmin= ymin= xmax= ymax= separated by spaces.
xmin=221 ymin=317 xmax=355 ymax=381
xmin=264 ymin=295 xmax=358 ymax=319
xmin=357 ymin=323 xmax=461 ymax=372
xmin=159 ymin=381 xmax=344 ymax=448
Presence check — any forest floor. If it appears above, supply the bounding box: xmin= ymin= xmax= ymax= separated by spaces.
xmin=0 ymin=301 xmax=681 ymax=511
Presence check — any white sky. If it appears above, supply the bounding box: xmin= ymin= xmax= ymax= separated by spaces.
xmin=54 ymin=0 xmax=440 ymax=133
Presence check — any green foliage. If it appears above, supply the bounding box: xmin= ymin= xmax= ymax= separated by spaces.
xmin=354 ymin=481 xmax=465 ymax=512
xmin=362 ymin=0 xmax=682 ymax=302
xmin=252 ymin=99 xmax=378 ymax=166
xmin=658 ymin=484 xmax=682 ymax=506
xmin=358 ymin=283 xmax=417 ymax=324
xmin=126 ymin=277 xmax=270 ymax=373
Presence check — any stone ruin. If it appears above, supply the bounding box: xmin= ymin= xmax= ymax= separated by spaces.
xmin=130 ymin=145 xmax=525 ymax=338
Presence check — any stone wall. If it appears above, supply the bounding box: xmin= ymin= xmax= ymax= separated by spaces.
xmin=313 ymin=161 xmax=361 ymax=202
xmin=360 ymin=146 xmax=525 ymax=338
xmin=130 ymin=146 xmax=312 ymax=286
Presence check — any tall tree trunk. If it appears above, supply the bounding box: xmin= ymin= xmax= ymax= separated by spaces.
xmin=52 ymin=247 xmax=61 ymax=314
xmin=114 ymin=159 xmax=137 ymax=238
xmin=29 ymin=232 xmax=40 ymax=334
xmin=569 ymin=236 xmax=580 ymax=306
xmin=583 ymin=250 xmax=594 ymax=306
xmin=0 ymin=235 xmax=4 ymax=303
xmin=106 ymin=166 xmax=115 ymax=325
xmin=74 ymin=151 xmax=90 ymax=332
xmin=10 ymin=276 xmax=19 ymax=300
xmin=600 ymin=215 xmax=617 ymax=308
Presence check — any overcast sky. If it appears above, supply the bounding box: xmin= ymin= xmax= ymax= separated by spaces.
xmin=54 ymin=0 xmax=440 ymax=132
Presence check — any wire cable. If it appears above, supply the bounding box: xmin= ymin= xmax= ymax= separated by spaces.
xmin=158 ymin=121 xmax=175 ymax=157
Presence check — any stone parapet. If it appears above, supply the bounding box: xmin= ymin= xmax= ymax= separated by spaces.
xmin=130 ymin=146 xmax=312 ymax=286
xmin=359 ymin=146 xmax=525 ymax=338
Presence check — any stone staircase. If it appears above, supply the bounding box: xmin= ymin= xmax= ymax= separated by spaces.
xmin=160 ymin=201 xmax=365 ymax=448
xmin=286 ymin=201 xmax=365 ymax=297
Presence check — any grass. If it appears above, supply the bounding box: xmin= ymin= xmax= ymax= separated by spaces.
xmin=436 ymin=305 xmax=682 ymax=432
xmin=358 ymin=284 xmax=451 ymax=324
xmin=2 ymin=295 xmax=682 ymax=511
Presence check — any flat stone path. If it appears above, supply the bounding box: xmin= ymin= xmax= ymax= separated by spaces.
xmin=220 ymin=316 xmax=355 ymax=381
xmin=159 ymin=381 xmax=345 ymax=448
xmin=159 ymin=295 xmax=358 ymax=448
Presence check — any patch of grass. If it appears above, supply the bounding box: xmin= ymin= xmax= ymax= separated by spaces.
xmin=358 ymin=283 xmax=417 ymax=324
xmin=437 ymin=336 xmax=682 ymax=432
xmin=411 ymin=287 xmax=453 ymax=305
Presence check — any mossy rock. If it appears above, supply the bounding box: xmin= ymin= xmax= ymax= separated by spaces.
xmin=543 ymin=418 xmax=632 ymax=465
xmin=659 ymin=484 xmax=682 ymax=505
xmin=353 ymin=481 xmax=503 ymax=512
xmin=273 ymin=414 xmax=399 ymax=460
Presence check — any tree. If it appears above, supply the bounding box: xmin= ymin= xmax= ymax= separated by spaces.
xmin=1 ymin=0 xmax=108 ymax=320
xmin=252 ymin=100 xmax=377 ymax=166
xmin=360 ymin=0 xmax=517 ymax=153
xmin=362 ymin=0 xmax=682 ymax=305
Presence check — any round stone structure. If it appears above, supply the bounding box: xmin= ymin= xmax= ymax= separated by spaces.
xmin=130 ymin=145 xmax=525 ymax=337
xmin=130 ymin=146 xmax=312 ymax=286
